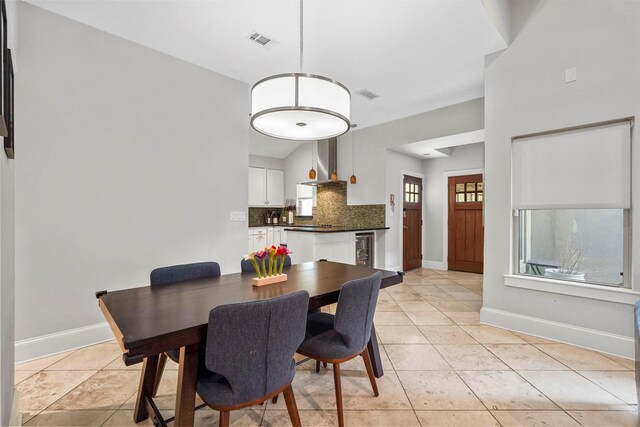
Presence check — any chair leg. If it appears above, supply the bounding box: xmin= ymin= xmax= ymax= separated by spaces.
xmin=323 ymin=362 xmax=327 ymax=368
xmin=316 ymin=359 xmax=320 ymax=373
xmin=272 ymin=395 xmax=279 ymax=404
xmin=283 ymin=385 xmax=302 ymax=427
xmin=152 ymin=353 xmax=168 ymax=397
xmin=332 ymin=363 xmax=344 ymax=427
xmin=361 ymin=348 xmax=379 ymax=397
xmin=219 ymin=410 xmax=230 ymax=427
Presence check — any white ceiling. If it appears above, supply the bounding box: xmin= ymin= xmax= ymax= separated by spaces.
xmin=249 ymin=128 xmax=306 ymax=159
xmin=26 ymin=0 xmax=506 ymax=136
xmin=390 ymin=129 xmax=485 ymax=159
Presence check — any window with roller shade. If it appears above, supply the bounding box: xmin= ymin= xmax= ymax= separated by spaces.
xmin=512 ymin=120 xmax=632 ymax=287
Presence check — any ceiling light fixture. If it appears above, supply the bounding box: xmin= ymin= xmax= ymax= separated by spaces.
xmin=308 ymin=141 xmax=316 ymax=179
xmin=250 ymin=0 xmax=351 ymax=141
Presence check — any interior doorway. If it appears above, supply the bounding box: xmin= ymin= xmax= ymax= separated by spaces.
xmin=448 ymin=174 xmax=484 ymax=273
xmin=403 ymin=175 xmax=423 ymax=271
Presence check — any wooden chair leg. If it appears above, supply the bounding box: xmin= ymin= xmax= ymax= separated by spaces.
xmin=219 ymin=410 xmax=230 ymax=427
xmin=283 ymin=385 xmax=302 ymax=427
xmin=272 ymin=395 xmax=279 ymax=404
xmin=315 ymin=359 xmax=320 ymax=373
xmin=332 ymin=363 xmax=344 ymax=427
xmin=152 ymin=353 xmax=168 ymax=397
xmin=361 ymin=348 xmax=379 ymax=397
xmin=323 ymin=362 xmax=327 ymax=368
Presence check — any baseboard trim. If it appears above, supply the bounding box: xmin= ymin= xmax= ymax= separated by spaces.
xmin=480 ymin=307 xmax=634 ymax=359
xmin=422 ymin=260 xmax=446 ymax=270
xmin=15 ymin=322 xmax=114 ymax=364
xmin=8 ymin=388 xmax=20 ymax=426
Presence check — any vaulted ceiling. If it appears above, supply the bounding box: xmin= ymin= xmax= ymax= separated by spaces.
xmin=26 ymin=0 xmax=507 ymax=133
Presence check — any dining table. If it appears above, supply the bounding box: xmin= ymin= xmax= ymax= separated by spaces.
xmin=96 ymin=260 xmax=403 ymax=426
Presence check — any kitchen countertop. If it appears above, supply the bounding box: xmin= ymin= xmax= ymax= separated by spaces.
xmin=283 ymin=226 xmax=389 ymax=233
xmin=248 ymin=224 xmax=314 ymax=228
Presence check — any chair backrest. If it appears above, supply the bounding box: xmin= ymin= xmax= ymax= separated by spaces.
xmin=205 ymin=290 xmax=309 ymax=404
xmin=150 ymin=262 xmax=221 ymax=286
xmin=334 ymin=272 xmax=382 ymax=352
xmin=240 ymin=255 xmax=292 ymax=273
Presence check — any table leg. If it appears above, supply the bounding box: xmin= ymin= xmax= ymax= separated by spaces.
xmin=134 ymin=354 xmax=159 ymax=423
xmin=367 ymin=324 xmax=384 ymax=378
xmin=174 ymin=344 xmax=200 ymax=427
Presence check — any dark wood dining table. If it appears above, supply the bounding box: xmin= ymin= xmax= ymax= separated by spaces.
xmin=96 ymin=261 xmax=403 ymax=426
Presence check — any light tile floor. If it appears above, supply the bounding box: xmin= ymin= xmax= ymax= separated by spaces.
xmin=15 ymin=269 xmax=639 ymax=426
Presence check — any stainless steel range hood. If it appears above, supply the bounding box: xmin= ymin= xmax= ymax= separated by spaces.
xmin=300 ymin=138 xmax=346 ymax=186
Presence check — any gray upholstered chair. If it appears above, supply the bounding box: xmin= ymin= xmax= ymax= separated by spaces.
xmin=149 ymin=261 xmax=221 ymax=395
xmin=297 ymin=272 xmax=382 ymax=427
xmin=197 ymin=290 xmax=309 ymax=427
xmin=240 ymin=255 xmax=291 ymax=273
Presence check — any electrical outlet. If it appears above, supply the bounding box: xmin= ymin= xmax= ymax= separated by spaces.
xmin=230 ymin=211 xmax=246 ymax=222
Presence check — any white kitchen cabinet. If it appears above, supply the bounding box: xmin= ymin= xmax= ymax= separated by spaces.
xmin=286 ymin=232 xmax=315 ymax=264
xmin=315 ymin=233 xmax=355 ymax=264
xmin=273 ymin=228 xmax=283 ymax=246
xmin=249 ymin=227 xmax=289 ymax=251
xmin=248 ymin=167 xmax=267 ymax=207
xmin=248 ymin=227 xmax=268 ymax=252
xmin=248 ymin=167 xmax=284 ymax=207
xmin=266 ymin=169 xmax=284 ymax=207
xmin=267 ymin=228 xmax=274 ymax=247
xmin=285 ymin=231 xmax=356 ymax=265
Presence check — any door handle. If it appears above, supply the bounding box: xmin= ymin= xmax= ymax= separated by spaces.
xmin=403 ymin=226 xmax=408 ymax=229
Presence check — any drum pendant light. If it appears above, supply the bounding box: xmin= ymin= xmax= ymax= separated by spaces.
xmin=250 ymin=0 xmax=351 ymax=141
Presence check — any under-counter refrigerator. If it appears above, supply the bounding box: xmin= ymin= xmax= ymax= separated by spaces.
xmin=355 ymin=232 xmax=375 ymax=268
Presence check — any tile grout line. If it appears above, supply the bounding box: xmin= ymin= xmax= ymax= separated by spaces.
xmin=393 ymin=288 xmax=507 ymax=426
xmin=24 ymin=353 xmax=121 ymax=424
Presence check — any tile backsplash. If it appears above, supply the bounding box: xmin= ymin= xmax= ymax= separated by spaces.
xmin=248 ymin=183 xmax=385 ymax=228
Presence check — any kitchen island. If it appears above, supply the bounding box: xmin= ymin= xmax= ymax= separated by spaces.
xmin=286 ymin=227 xmax=388 ymax=267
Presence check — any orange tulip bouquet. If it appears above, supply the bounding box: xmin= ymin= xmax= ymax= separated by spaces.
xmin=245 ymin=245 xmax=292 ymax=286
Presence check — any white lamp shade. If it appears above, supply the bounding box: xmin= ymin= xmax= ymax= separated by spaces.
xmin=251 ymin=73 xmax=351 ymax=140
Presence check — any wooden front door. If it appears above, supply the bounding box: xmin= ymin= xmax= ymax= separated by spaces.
xmin=448 ymin=174 xmax=484 ymax=273
xmin=403 ymin=175 xmax=422 ymax=271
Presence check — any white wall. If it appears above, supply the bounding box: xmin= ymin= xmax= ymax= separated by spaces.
xmin=280 ymin=100 xmax=484 ymax=270
xmin=384 ymin=150 xmax=422 ymax=270
xmin=422 ymin=143 xmax=484 ymax=266
xmin=15 ymin=3 xmax=249 ymax=359
xmin=337 ymin=98 xmax=484 ymax=206
xmin=1 ymin=1 xmax=18 ymax=423
xmin=483 ymin=0 xmax=640 ymax=357
xmin=248 ymin=154 xmax=284 ymax=171
xmin=284 ymin=141 xmax=315 ymax=202
xmin=481 ymin=0 xmax=510 ymax=46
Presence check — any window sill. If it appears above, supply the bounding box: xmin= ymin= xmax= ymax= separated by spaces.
xmin=504 ymin=274 xmax=640 ymax=305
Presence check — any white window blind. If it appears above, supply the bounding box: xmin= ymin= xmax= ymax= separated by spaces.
xmin=512 ymin=121 xmax=631 ymax=209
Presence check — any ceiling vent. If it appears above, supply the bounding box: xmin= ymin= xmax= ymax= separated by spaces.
xmin=248 ymin=32 xmax=272 ymax=46
xmin=355 ymin=89 xmax=380 ymax=100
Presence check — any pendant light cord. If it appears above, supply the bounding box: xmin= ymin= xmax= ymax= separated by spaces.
xmin=352 ymin=124 xmax=356 ymax=173
xmin=299 ymin=0 xmax=304 ymax=73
